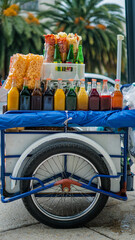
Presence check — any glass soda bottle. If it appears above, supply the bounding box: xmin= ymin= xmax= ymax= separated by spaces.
xmin=112 ymin=79 xmax=123 ymax=110
xmin=20 ymin=77 xmax=31 ymax=110
xmin=75 ymin=45 xmax=84 ymax=64
xmin=54 ymin=78 xmax=65 ymax=110
xmin=31 ymin=78 xmax=42 ymax=110
xmin=87 ymin=82 xmax=91 ymax=95
xmin=100 ymin=79 xmax=111 ymax=111
xmin=7 ymin=77 xmax=19 ymax=111
xmin=54 ymin=43 xmax=62 ymax=71
xmin=66 ymin=79 xmax=77 ymax=110
xmin=66 ymin=44 xmax=74 ymax=71
xmin=43 ymin=78 xmax=54 ymax=110
xmin=77 ymin=79 xmax=88 ymax=110
xmin=89 ymin=79 xmax=100 ymax=111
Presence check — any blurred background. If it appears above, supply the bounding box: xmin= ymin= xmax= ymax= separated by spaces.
xmin=0 ymin=0 xmax=126 ymax=85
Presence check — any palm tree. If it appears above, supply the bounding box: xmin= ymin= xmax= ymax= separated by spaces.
xmin=39 ymin=0 xmax=126 ymax=75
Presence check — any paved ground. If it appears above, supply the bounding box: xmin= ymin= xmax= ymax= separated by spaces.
xmin=0 ymin=190 xmax=135 ymax=240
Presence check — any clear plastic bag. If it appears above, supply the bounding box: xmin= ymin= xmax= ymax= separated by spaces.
xmin=128 ymin=127 xmax=135 ymax=163
xmin=122 ymin=84 xmax=135 ymax=109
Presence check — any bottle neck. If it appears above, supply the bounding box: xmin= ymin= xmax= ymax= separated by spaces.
xmin=70 ymin=81 xmax=74 ymax=89
xmin=97 ymin=84 xmax=101 ymax=94
xmin=58 ymin=80 xmax=63 ymax=89
xmin=12 ymin=78 xmax=16 ymax=88
xmin=35 ymin=80 xmax=40 ymax=89
xmin=101 ymin=82 xmax=109 ymax=95
xmin=87 ymin=84 xmax=91 ymax=92
xmin=80 ymin=81 xmax=85 ymax=88
xmin=92 ymin=81 xmax=97 ymax=89
xmin=114 ymin=82 xmax=120 ymax=91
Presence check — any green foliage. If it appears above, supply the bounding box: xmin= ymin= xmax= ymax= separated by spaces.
xmin=39 ymin=0 xmax=126 ymax=75
xmin=0 ymin=0 xmax=45 ymax=79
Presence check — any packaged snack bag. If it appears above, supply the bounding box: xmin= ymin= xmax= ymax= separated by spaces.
xmin=25 ymin=54 xmax=44 ymax=89
xmin=5 ymin=54 xmax=27 ymax=90
xmin=44 ymin=34 xmax=56 ymax=62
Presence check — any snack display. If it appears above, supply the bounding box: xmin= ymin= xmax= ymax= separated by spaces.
xmin=5 ymin=54 xmax=28 ymax=90
xmin=44 ymin=32 xmax=82 ymax=63
xmin=5 ymin=53 xmax=43 ymax=90
xmin=25 ymin=54 xmax=44 ymax=89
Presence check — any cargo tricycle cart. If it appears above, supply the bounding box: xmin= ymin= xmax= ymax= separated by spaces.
xmin=0 ymin=109 xmax=135 ymax=228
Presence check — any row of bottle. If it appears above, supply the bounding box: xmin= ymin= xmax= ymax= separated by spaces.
xmin=7 ymin=77 xmax=123 ymax=111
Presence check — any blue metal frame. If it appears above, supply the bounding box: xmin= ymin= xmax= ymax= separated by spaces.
xmin=0 ymin=128 xmax=128 ymax=203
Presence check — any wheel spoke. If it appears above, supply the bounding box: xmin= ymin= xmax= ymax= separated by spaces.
xmin=30 ymin=153 xmax=101 ymax=220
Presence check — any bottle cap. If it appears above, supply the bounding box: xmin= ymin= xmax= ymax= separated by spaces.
xmin=46 ymin=78 xmax=52 ymax=81
xmin=58 ymin=78 xmax=62 ymax=81
xmin=103 ymin=79 xmax=108 ymax=82
xmin=69 ymin=79 xmax=74 ymax=82
xmin=87 ymin=82 xmax=91 ymax=84
xmin=92 ymin=79 xmax=97 ymax=82
xmin=35 ymin=78 xmax=40 ymax=81
xmin=80 ymin=79 xmax=85 ymax=82
xmin=115 ymin=79 xmax=120 ymax=82
xmin=97 ymin=82 xmax=101 ymax=84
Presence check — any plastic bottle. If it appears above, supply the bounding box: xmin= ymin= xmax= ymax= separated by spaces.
xmin=77 ymin=79 xmax=88 ymax=110
xmin=100 ymin=79 xmax=111 ymax=111
xmin=54 ymin=78 xmax=65 ymax=110
xmin=89 ymin=79 xmax=100 ymax=111
xmin=75 ymin=45 xmax=84 ymax=64
xmin=87 ymin=82 xmax=91 ymax=95
xmin=66 ymin=79 xmax=77 ymax=110
xmin=31 ymin=78 xmax=42 ymax=110
xmin=7 ymin=77 xmax=19 ymax=111
xmin=112 ymin=79 xmax=123 ymax=110
xmin=20 ymin=78 xmax=31 ymax=110
xmin=43 ymin=78 xmax=54 ymax=110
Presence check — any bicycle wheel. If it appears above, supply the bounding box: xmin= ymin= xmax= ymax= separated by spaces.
xmin=21 ymin=139 xmax=110 ymax=228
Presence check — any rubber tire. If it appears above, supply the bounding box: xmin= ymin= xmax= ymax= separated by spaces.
xmin=20 ymin=139 xmax=110 ymax=228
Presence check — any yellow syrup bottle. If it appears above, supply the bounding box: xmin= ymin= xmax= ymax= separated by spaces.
xmin=54 ymin=78 xmax=65 ymax=110
xmin=7 ymin=77 xmax=19 ymax=110
xmin=77 ymin=79 xmax=88 ymax=110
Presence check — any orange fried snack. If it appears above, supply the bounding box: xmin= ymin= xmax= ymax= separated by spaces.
xmin=44 ymin=34 xmax=56 ymax=62
xmin=57 ymin=37 xmax=68 ymax=63
xmin=25 ymin=54 xmax=44 ymax=89
xmin=5 ymin=54 xmax=28 ymax=90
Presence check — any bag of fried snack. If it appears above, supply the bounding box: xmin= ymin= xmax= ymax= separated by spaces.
xmin=5 ymin=54 xmax=28 ymax=90
xmin=25 ymin=54 xmax=44 ymax=90
xmin=67 ymin=33 xmax=82 ymax=60
xmin=57 ymin=32 xmax=68 ymax=63
xmin=44 ymin=34 xmax=56 ymax=62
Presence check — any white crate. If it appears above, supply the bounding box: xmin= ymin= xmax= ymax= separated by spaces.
xmin=41 ymin=62 xmax=85 ymax=80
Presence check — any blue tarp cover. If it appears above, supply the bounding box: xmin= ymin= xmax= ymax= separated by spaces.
xmin=0 ymin=110 xmax=135 ymax=130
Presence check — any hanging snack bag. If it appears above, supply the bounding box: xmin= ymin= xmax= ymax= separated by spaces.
xmin=5 ymin=54 xmax=28 ymax=90
xmin=44 ymin=34 xmax=56 ymax=62
xmin=57 ymin=32 xmax=68 ymax=63
xmin=25 ymin=54 xmax=44 ymax=90
xmin=67 ymin=33 xmax=82 ymax=60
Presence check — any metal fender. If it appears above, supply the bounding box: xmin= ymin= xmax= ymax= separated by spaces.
xmin=11 ymin=133 xmax=117 ymax=190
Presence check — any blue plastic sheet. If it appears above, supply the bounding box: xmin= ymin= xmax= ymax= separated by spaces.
xmin=0 ymin=109 xmax=135 ymax=130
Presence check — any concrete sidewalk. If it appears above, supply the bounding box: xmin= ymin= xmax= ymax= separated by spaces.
xmin=0 ymin=192 xmax=135 ymax=240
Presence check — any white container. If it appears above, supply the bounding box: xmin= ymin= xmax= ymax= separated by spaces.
xmin=41 ymin=62 xmax=85 ymax=80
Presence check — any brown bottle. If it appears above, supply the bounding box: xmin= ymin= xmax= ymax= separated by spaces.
xmin=31 ymin=78 xmax=42 ymax=110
